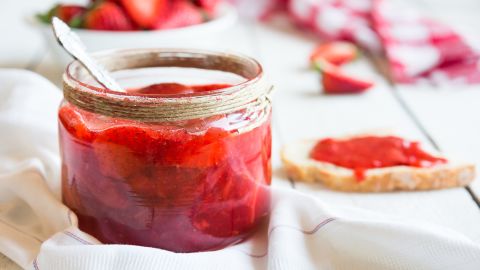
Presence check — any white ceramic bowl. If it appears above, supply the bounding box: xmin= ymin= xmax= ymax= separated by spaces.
xmin=38 ymin=4 xmax=238 ymax=66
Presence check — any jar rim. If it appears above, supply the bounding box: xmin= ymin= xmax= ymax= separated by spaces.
xmin=62 ymin=48 xmax=271 ymax=123
xmin=64 ymin=48 xmax=264 ymax=99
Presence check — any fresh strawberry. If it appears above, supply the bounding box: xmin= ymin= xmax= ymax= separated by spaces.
xmin=120 ymin=0 xmax=169 ymax=29
xmin=84 ymin=2 xmax=134 ymax=31
xmin=318 ymin=60 xmax=374 ymax=94
xmin=310 ymin=41 xmax=358 ymax=67
xmin=194 ymin=0 xmax=222 ymax=15
xmin=37 ymin=4 xmax=86 ymax=27
xmin=154 ymin=0 xmax=204 ymax=30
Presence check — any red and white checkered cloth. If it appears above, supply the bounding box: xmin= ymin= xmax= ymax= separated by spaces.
xmin=231 ymin=0 xmax=480 ymax=84
xmin=370 ymin=0 xmax=480 ymax=84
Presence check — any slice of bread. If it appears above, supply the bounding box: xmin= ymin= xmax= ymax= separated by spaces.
xmin=281 ymin=137 xmax=475 ymax=192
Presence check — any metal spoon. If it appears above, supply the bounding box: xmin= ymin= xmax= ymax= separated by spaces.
xmin=51 ymin=17 xmax=124 ymax=92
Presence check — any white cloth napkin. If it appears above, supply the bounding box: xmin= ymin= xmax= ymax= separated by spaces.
xmin=1 ymin=69 xmax=480 ymax=270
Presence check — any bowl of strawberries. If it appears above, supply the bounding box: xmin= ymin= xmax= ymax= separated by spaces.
xmin=37 ymin=0 xmax=237 ymax=64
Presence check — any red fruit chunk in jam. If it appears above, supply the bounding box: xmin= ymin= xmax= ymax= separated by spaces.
xmin=310 ymin=136 xmax=447 ymax=180
xmin=83 ymin=171 xmax=130 ymax=210
xmin=166 ymin=127 xmax=230 ymax=168
xmin=191 ymin=84 xmax=232 ymax=92
xmin=94 ymin=123 xmax=230 ymax=175
xmin=192 ymin=161 xmax=268 ymax=238
xmin=230 ymin=119 xmax=272 ymax=184
xmin=126 ymin=166 xmax=207 ymax=206
xmin=92 ymin=126 xmax=157 ymax=179
xmin=61 ymin=165 xmax=85 ymax=212
xmin=59 ymin=105 xmax=94 ymax=142
xmin=131 ymin=83 xmax=196 ymax=95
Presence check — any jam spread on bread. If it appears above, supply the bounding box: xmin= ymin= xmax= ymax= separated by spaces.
xmin=309 ymin=136 xmax=447 ymax=180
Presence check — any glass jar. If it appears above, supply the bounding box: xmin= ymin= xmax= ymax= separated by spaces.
xmin=59 ymin=49 xmax=272 ymax=252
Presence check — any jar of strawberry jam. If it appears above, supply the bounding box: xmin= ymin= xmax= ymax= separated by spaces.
xmin=59 ymin=49 xmax=272 ymax=252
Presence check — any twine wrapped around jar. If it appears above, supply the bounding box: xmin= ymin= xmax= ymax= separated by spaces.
xmin=63 ymin=49 xmax=273 ymax=129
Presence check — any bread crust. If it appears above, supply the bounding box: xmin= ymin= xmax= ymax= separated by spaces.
xmin=281 ymin=139 xmax=475 ymax=192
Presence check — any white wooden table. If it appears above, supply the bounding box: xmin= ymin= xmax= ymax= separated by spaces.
xmin=1 ymin=0 xmax=480 ymax=268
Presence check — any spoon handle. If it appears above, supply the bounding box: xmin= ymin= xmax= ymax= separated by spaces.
xmin=51 ymin=17 xmax=124 ymax=92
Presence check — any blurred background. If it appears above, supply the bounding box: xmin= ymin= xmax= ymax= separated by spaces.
xmin=1 ymin=0 xmax=480 ymax=85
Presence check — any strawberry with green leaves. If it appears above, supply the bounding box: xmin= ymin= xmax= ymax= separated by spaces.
xmin=84 ymin=2 xmax=134 ymax=31
xmin=38 ymin=0 xmax=216 ymax=30
xmin=193 ymin=0 xmax=222 ymax=15
xmin=37 ymin=4 xmax=86 ymax=27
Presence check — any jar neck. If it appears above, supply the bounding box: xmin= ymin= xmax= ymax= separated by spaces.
xmin=63 ymin=49 xmax=272 ymax=123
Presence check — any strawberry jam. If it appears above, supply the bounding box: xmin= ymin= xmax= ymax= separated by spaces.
xmin=310 ymin=136 xmax=447 ymax=180
xmin=129 ymin=83 xmax=233 ymax=95
xmin=59 ymin=82 xmax=272 ymax=252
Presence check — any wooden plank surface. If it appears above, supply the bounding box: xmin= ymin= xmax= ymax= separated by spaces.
xmin=396 ymin=85 xmax=480 ymax=200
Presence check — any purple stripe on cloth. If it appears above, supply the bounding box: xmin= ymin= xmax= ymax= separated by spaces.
xmin=269 ymin=217 xmax=336 ymax=236
xmin=303 ymin=217 xmax=336 ymax=234
xmin=30 ymin=217 xmax=335 ymax=269
xmin=63 ymin=231 xmax=93 ymax=245
xmin=33 ymin=258 xmax=39 ymax=270
xmin=242 ymin=217 xmax=336 ymax=258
